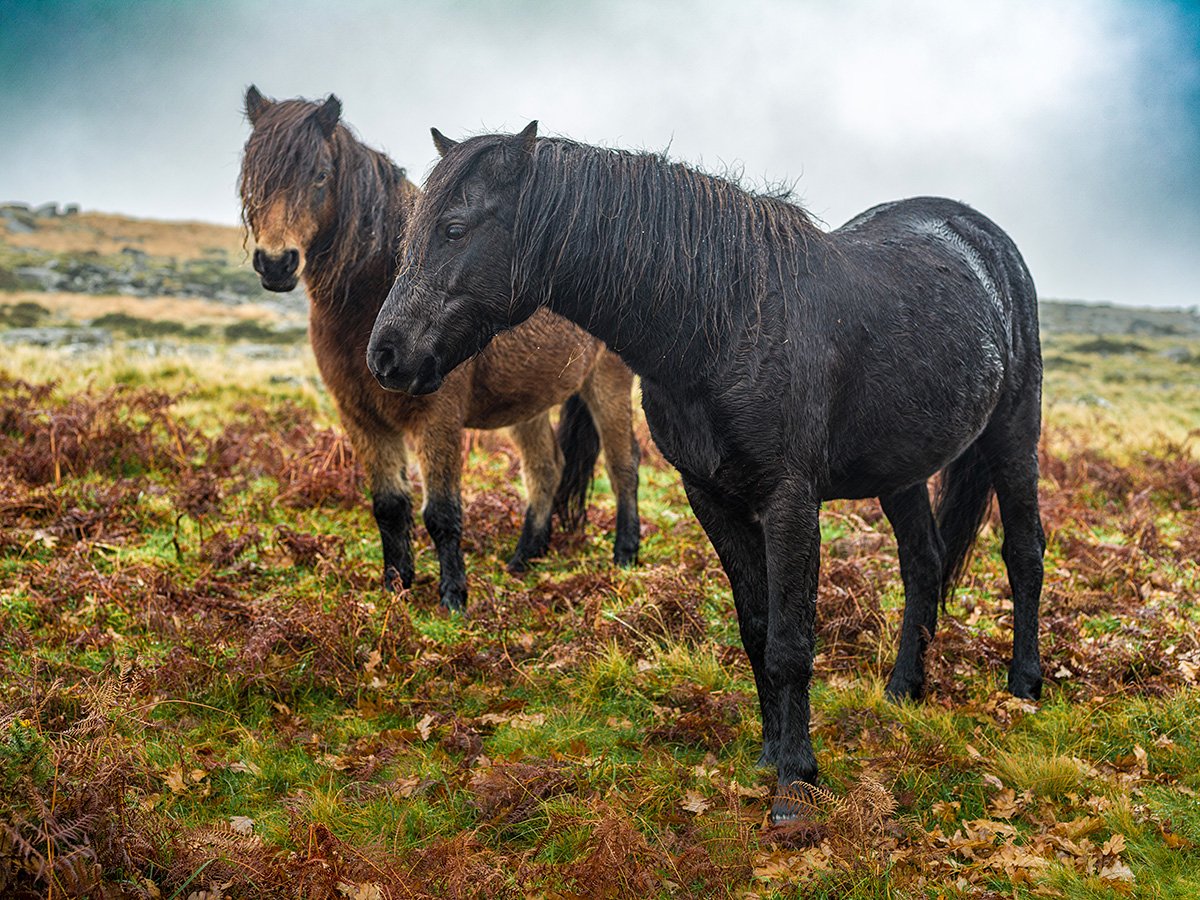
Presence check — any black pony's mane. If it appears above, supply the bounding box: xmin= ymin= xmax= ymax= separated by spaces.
xmin=411 ymin=134 xmax=824 ymax=344
xmin=239 ymin=99 xmax=415 ymax=303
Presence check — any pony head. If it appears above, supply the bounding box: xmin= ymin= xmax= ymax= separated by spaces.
xmin=239 ymin=85 xmax=342 ymax=291
xmin=367 ymin=121 xmax=540 ymax=394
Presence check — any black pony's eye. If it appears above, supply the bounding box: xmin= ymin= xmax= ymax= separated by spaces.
xmin=445 ymin=223 xmax=467 ymax=241
xmin=314 ymin=170 xmax=330 ymax=186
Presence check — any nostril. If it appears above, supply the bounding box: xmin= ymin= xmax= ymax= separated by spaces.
xmin=252 ymin=249 xmax=266 ymax=274
xmin=367 ymin=344 xmax=395 ymax=379
xmin=284 ymin=249 xmax=299 ymax=273
xmin=416 ymin=353 xmax=438 ymax=386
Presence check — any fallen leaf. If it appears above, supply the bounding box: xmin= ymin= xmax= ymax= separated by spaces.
xmin=228 ymin=815 xmax=254 ymax=835
xmin=416 ymin=714 xmax=436 ymax=741
xmin=682 ymin=790 xmax=711 ymax=814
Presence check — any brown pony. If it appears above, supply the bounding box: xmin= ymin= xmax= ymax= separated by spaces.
xmin=238 ymin=88 xmax=640 ymax=610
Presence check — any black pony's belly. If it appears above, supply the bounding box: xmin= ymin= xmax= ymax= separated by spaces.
xmin=824 ymin=411 xmax=990 ymax=501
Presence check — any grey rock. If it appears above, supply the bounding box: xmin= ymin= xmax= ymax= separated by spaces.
xmin=0 ymin=327 xmax=112 ymax=348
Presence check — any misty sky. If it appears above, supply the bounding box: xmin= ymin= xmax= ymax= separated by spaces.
xmin=2 ymin=0 xmax=1198 ymax=308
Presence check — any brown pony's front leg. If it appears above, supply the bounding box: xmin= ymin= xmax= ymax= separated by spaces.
xmin=414 ymin=418 xmax=467 ymax=612
xmin=507 ymin=413 xmax=564 ymax=573
xmin=357 ymin=433 xmax=415 ymax=591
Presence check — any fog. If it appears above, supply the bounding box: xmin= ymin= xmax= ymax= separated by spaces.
xmin=2 ymin=0 xmax=1198 ymax=307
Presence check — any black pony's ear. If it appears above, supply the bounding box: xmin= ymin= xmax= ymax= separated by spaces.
xmin=313 ymin=94 xmax=342 ymax=138
xmin=245 ymin=85 xmax=271 ymax=125
xmin=482 ymin=120 xmax=539 ymax=185
xmin=516 ymin=120 xmax=538 ymax=155
xmin=431 ymin=127 xmax=458 ymax=157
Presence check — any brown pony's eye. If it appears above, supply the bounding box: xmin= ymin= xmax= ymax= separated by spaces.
xmin=445 ymin=223 xmax=467 ymax=241
xmin=314 ymin=170 xmax=330 ymax=187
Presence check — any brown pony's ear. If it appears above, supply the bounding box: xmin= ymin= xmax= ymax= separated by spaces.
xmin=313 ymin=95 xmax=342 ymax=138
xmin=245 ymin=85 xmax=271 ymax=125
xmin=431 ymin=127 xmax=458 ymax=157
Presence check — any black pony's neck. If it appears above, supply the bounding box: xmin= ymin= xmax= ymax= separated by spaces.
xmin=510 ymin=139 xmax=823 ymax=380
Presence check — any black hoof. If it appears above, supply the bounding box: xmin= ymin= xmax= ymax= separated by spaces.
xmin=1007 ymin=667 xmax=1043 ymax=701
xmin=439 ymin=586 xmax=468 ymax=614
xmin=505 ymin=554 xmax=531 ymax=575
xmin=884 ymin=670 xmax=924 ymax=703
xmin=613 ymin=546 xmax=639 ymax=568
xmin=770 ymin=781 xmax=818 ymax=825
xmin=384 ymin=565 xmax=414 ymax=592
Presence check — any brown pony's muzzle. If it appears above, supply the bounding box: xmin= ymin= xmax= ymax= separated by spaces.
xmin=253 ymin=248 xmax=300 ymax=292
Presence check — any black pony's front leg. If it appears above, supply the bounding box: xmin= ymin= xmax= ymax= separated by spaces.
xmin=762 ymin=480 xmax=822 ymax=824
xmin=681 ymin=479 xmax=776 ymax=765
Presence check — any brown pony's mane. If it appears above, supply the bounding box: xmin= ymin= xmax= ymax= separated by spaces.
xmin=240 ymin=98 xmax=416 ymax=304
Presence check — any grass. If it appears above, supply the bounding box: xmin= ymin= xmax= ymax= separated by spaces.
xmin=0 ymin=332 xmax=1198 ymax=898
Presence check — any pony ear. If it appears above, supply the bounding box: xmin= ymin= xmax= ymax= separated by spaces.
xmin=313 ymin=95 xmax=342 ymax=138
xmin=245 ymin=85 xmax=271 ymax=125
xmin=516 ymin=120 xmax=538 ymax=155
xmin=431 ymin=127 xmax=458 ymax=157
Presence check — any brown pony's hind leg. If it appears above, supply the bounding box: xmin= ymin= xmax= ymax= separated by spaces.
xmin=506 ymin=413 xmax=564 ymax=573
xmin=413 ymin=418 xmax=468 ymax=612
xmin=582 ymin=353 xmax=641 ymax=567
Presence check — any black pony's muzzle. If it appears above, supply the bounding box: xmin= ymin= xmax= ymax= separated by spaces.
xmin=253 ymin=248 xmax=300 ymax=292
xmin=366 ymin=340 xmax=444 ymax=396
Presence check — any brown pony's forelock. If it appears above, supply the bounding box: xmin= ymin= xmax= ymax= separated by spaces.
xmin=240 ymin=98 xmax=415 ymax=304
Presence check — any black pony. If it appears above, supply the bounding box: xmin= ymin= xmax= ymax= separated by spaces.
xmin=367 ymin=123 xmax=1045 ymax=822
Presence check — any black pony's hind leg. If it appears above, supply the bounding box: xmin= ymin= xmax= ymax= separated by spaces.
xmin=682 ymin=479 xmax=776 ymax=764
xmin=882 ymin=483 xmax=946 ymax=701
xmin=982 ymin=417 xmax=1045 ymax=699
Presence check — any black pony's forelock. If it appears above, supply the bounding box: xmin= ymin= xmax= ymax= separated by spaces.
xmin=239 ymin=98 xmax=414 ymax=304
xmin=402 ymin=133 xmax=514 ymax=268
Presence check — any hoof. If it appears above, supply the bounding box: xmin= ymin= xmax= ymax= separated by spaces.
xmin=383 ymin=565 xmax=414 ymax=593
xmin=1007 ymin=667 xmax=1043 ymax=701
xmin=884 ymin=669 xmax=924 ymax=703
xmin=505 ymin=553 xmax=532 ymax=575
xmin=439 ymin=587 xmax=468 ymax=614
xmin=613 ymin=547 xmax=639 ymax=568
xmin=770 ymin=781 xmax=818 ymax=826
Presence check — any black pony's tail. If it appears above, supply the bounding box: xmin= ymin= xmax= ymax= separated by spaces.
xmin=934 ymin=443 xmax=995 ymax=606
xmin=552 ymin=395 xmax=600 ymax=532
